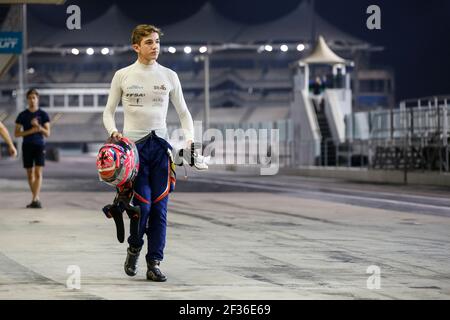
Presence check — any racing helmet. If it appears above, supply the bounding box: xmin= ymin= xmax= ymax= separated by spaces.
xmin=96 ymin=137 xmax=139 ymax=187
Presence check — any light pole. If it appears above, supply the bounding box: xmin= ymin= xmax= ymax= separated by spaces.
xmin=195 ymin=51 xmax=211 ymax=131
xmin=204 ymin=52 xmax=210 ymax=131
xmin=16 ymin=3 xmax=28 ymax=158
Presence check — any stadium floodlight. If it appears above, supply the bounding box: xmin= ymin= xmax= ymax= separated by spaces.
xmin=71 ymin=48 xmax=79 ymax=55
xmin=101 ymin=48 xmax=110 ymax=55
xmin=168 ymin=46 xmax=177 ymax=53
xmin=199 ymin=46 xmax=208 ymax=54
xmin=27 ymin=67 xmax=35 ymax=74
xmin=184 ymin=46 xmax=192 ymax=54
xmin=280 ymin=44 xmax=289 ymax=52
xmin=264 ymin=45 xmax=273 ymax=52
xmin=297 ymin=44 xmax=305 ymax=51
xmin=86 ymin=48 xmax=94 ymax=55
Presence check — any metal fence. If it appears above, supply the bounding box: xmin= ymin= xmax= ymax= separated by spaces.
xmin=318 ymin=137 xmax=449 ymax=173
xmin=163 ymin=99 xmax=450 ymax=172
xmin=310 ymin=96 xmax=450 ymax=172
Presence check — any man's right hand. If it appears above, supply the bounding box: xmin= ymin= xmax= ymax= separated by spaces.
xmin=30 ymin=126 xmax=40 ymax=134
xmin=111 ymin=131 xmax=123 ymax=140
xmin=107 ymin=131 xmax=123 ymax=144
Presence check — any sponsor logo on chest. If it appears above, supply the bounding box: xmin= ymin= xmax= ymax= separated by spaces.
xmin=125 ymin=93 xmax=145 ymax=98
xmin=153 ymin=83 xmax=168 ymax=96
xmin=125 ymin=84 xmax=146 ymax=107
xmin=127 ymin=85 xmax=144 ymax=90
xmin=154 ymin=84 xmax=167 ymax=91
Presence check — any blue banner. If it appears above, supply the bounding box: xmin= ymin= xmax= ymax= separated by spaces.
xmin=0 ymin=32 xmax=22 ymax=54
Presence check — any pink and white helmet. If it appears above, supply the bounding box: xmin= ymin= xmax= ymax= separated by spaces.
xmin=96 ymin=137 xmax=139 ymax=188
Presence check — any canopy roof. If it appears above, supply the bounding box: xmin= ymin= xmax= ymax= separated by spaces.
xmin=28 ymin=5 xmax=136 ymax=47
xmin=27 ymin=1 xmax=370 ymax=50
xmin=301 ymin=35 xmax=347 ymax=65
xmin=161 ymin=3 xmax=244 ymax=44
xmin=231 ymin=0 xmax=365 ymax=46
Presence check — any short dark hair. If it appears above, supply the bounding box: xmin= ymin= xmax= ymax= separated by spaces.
xmin=26 ymin=88 xmax=39 ymax=98
xmin=131 ymin=24 xmax=163 ymax=45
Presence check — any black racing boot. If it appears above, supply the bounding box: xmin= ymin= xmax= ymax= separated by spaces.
xmin=146 ymin=260 xmax=167 ymax=282
xmin=124 ymin=246 xmax=141 ymax=277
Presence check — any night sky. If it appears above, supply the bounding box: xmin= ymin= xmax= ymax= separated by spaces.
xmin=8 ymin=0 xmax=450 ymax=101
xmin=214 ymin=0 xmax=450 ymax=102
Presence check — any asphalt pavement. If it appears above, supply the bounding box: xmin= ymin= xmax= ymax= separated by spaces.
xmin=0 ymin=155 xmax=449 ymax=299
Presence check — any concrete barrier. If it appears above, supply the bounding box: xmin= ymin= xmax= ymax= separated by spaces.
xmin=280 ymin=166 xmax=450 ymax=187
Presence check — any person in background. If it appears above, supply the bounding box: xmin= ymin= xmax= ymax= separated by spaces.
xmin=310 ymin=76 xmax=324 ymax=112
xmin=15 ymin=88 xmax=51 ymax=209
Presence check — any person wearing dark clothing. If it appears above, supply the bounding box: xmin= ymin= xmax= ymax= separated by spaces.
xmin=15 ymin=89 xmax=51 ymax=208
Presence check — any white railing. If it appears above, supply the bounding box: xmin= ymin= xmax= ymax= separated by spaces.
xmin=323 ymin=89 xmax=349 ymax=143
xmin=371 ymin=97 xmax=449 ymax=140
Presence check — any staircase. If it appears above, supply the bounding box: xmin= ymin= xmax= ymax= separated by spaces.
xmin=312 ymin=99 xmax=336 ymax=166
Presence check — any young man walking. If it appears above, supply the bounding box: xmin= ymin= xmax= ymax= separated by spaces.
xmin=103 ymin=25 xmax=194 ymax=282
xmin=15 ymin=89 xmax=51 ymax=208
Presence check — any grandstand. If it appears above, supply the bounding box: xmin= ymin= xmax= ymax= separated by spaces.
xmin=0 ymin=1 xmax=397 ymax=167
